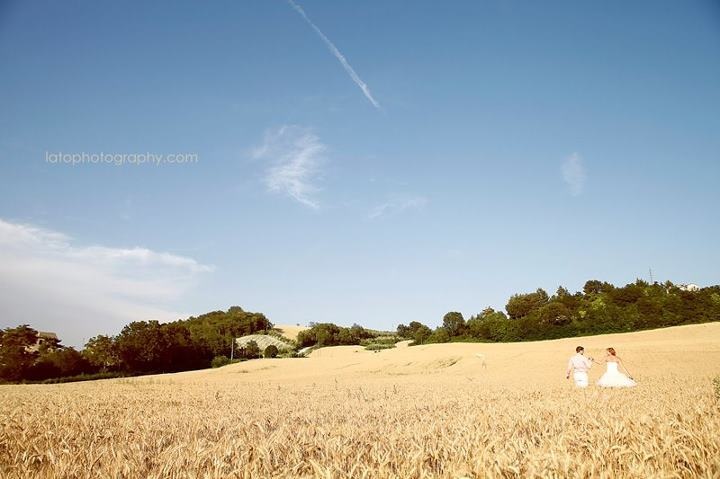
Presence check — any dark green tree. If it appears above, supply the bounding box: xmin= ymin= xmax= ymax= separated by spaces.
xmin=83 ymin=335 xmax=119 ymax=371
xmin=241 ymin=340 xmax=261 ymax=359
xmin=0 ymin=325 xmax=39 ymax=382
xmin=428 ymin=327 xmax=450 ymax=343
xmin=263 ymin=345 xmax=279 ymax=358
xmin=538 ymin=302 xmax=572 ymax=326
xmin=608 ymin=283 xmax=644 ymax=305
xmin=506 ymin=289 xmax=549 ymax=319
xmin=442 ymin=312 xmax=466 ymax=337
xmin=32 ymin=347 xmax=92 ymax=379
xmin=211 ymin=355 xmax=230 ymax=368
xmin=297 ymin=323 xmax=375 ymax=348
xmin=115 ymin=321 xmax=169 ymax=373
xmin=583 ymin=280 xmax=614 ymax=295
xmin=397 ymin=321 xmax=433 ymax=344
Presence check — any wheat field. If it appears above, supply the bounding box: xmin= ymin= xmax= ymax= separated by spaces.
xmin=274 ymin=325 xmax=308 ymax=342
xmin=2 ymin=323 xmax=720 ymax=478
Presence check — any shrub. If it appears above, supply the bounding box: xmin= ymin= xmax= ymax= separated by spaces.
xmin=240 ymin=341 xmax=261 ymax=359
xmin=211 ymin=355 xmax=230 ymax=368
xmin=538 ymin=302 xmax=572 ymax=326
xmin=40 ymin=372 xmax=126 ymax=384
xmin=427 ymin=328 xmax=450 ymax=343
xmin=506 ymin=289 xmax=549 ymax=319
xmin=364 ymin=343 xmax=396 ymax=351
xmin=360 ymin=336 xmax=399 ymax=346
xmin=263 ymin=345 xmax=279 ymax=358
xmin=442 ymin=312 xmax=466 ymax=336
xmin=297 ymin=323 xmax=375 ymax=348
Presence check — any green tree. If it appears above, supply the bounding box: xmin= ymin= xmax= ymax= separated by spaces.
xmin=442 ymin=312 xmax=466 ymax=337
xmin=608 ymin=283 xmax=644 ymax=306
xmin=466 ymin=309 xmax=508 ymax=340
xmin=115 ymin=321 xmax=169 ymax=373
xmin=83 ymin=335 xmax=119 ymax=371
xmin=399 ymin=321 xmax=433 ymax=345
xmin=506 ymin=289 xmax=549 ymax=319
xmin=538 ymin=302 xmax=572 ymax=326
xmin=0 ymin=325 xmax=39 ymax=382
xmin=263 ymin=345 xmax=279 ymax=358
xmin=211 ymin=355 xmax=230 ymax=368
xmin=396 ymin=324 xmax=410 ymax=338
xmin=555 ymin=286 xmax=570 ymax=298
xmin=583 ymin=280 xmax=614 ymax=295
xmin=181 ymin=307 xmax=272 ymax=359
xmin=428 ymin=327 xmax=450 ymax=343
xmin=297 ymin=323 xmax=375 ymax=348
xmin=242 ymin=340 xmax=261 ymax=359
xmin=412 ymin=325 xmax=432 ymax=344
xmin=32 ymin=347 xmax=92 ymax=379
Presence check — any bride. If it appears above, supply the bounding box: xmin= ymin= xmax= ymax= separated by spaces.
xmin=596 ymin=347 xmax=637 ymax=388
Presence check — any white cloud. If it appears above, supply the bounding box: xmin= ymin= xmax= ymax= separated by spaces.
xmin=561 ymin=152 xmax=587 ymax=196
xmin=0 ymin=218 xmax=213 ymax=346
xmin=288 ymin=0 xmax=381 ymax=110
xmin=369 ymin=196 xmax=428 ymax=219
xmin=253 ymin=126 xmax=326 ymax=209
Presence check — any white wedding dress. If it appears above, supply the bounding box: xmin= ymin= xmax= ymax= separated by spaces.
xmin=597 ymin=361 xmax=637 ymax=388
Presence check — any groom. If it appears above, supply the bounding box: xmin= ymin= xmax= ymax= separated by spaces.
xmin=566 ymin=346 xmax=593 ymax=388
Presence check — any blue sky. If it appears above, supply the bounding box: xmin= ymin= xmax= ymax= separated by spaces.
xmin=1 ymin=0 xmax=719 ymax=346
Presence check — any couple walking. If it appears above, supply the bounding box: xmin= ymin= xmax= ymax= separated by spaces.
xmin=566 ymin=346 xmax=637 ymax=388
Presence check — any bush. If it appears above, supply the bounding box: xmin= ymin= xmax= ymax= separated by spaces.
xmin=713 ymin=376 xmax=720 ymax=402
xmin=427 ymin=328 xmax=450 ymax=343
xmin=364 ymin=343 xmax=396 ymax=351
xmin=538 ymin=302 xmax=572 ymax=326
xmin=263 ymin=345 xmax=279 ymax=358
xmin=360 ymin=336 xmax=399 ymax=346
xmin=211 ymin=355 xmax=230 ymax=368
xmin=239 ymin=341 xmax=261 ymax=359
xmin=397 ymin=322 xmax=433 ymax=345
xmin=40 ymin=372 xmax=125 ymax=384
xmin=506 ymin=289 xmax=549 ymax=319
xmin=297 ymin=323 xmax=375 ymax=348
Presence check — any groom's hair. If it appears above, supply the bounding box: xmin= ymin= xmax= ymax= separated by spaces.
xmin=576 ymin=346 xmax=584 ymax=353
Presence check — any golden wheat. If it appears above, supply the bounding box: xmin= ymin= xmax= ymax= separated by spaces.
xmin=2 ymin=323 xmax=719 ymax=478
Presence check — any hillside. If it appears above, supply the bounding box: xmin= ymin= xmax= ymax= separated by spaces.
xmin=234 ymin=334 xmax=293 ymax=352
xmin=215 ymin=322 xmax=720 ymax=385
xmin=273 ymin=324 xmax=308 ymax=342
xmin=3 ymin=322 xmax=719 ymax=478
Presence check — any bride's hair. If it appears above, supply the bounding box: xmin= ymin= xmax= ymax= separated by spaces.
xmin=607 ymin=347 xmax=616 ymax=356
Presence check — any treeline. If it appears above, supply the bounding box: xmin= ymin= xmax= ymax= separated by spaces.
xmin=3 ymin=279 xmax=718 ymax=383
xmin=296 ymin=323 xmax=377 ymax=348
xmin=397 ymin=280 xmax=720 ymax=344
xmin=0 ymin=306 xmax=271 ymax=383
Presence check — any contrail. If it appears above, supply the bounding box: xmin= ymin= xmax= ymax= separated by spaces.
xmin=288 ymin=0 xmax=381 ymax=110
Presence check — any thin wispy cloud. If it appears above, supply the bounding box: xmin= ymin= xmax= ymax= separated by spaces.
xmin=0 ymin=218 xmax=213 ymax=346
xmin=561 ymin=152 xmax=587 ymax=196
xmin=252 ymin=126 xmax=326 ymax=209
xmin=369 ymin=196 xmax=428 ymax=219
xmin=288 ymin=0 xmax=381 ymax=110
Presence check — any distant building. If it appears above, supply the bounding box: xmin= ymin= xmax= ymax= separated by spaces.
xmin=26 ymin=331 xmax=59 ymax=353
xmin=678 ymin=283 xmax=700 ymax=292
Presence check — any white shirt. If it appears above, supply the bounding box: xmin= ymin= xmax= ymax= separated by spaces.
xmin=567 ymin=353 xmax=592 ymax=374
